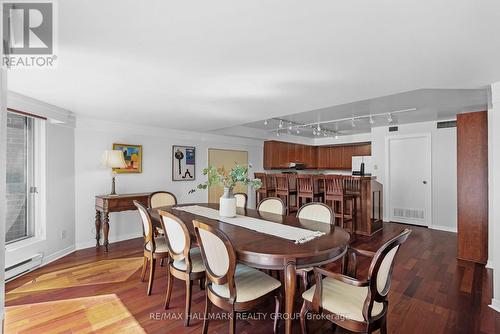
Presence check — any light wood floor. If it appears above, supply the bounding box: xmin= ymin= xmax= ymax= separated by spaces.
xmin=5 ymin=222 xmax=500 ymax=333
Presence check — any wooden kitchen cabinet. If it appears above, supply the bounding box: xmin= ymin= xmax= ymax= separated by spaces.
xmin=263 ymin=140 xmax=370 ymax=170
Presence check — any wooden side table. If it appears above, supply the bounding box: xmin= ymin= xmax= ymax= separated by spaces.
xmin=95 ymin=193 xmax=150 ymax=252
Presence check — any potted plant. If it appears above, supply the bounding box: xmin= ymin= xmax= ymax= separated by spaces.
xmin=190 ymin=164 xmax=262 ymax=217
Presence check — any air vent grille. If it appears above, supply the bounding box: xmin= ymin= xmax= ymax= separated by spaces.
xmin=393 ymin=208 xmax=424 ymax=220
xmin=389 ymin=126 xmax=399 ymax=132
xmin=437 ymin=121 xmax=457 ymax=129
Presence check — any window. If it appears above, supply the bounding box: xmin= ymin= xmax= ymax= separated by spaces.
xmin=5 ymin=111 xmax=36 ymax=244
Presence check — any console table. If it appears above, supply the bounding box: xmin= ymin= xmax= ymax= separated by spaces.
xmin=95 ymin=192 xmax=150 ymax=252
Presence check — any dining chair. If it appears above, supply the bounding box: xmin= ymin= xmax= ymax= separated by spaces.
xmin=300 ymin=229 xmax=412 ymax=334
xmin=275 ymin=173 xmax=297 ymax=214
xmin=159 ymin=210 xmax=206 ymax=327
xmin=296 ymin=174 xmax=324 ymax=206
xmin=234 ymin=192 xmax=247 ymax=208
xmin=193 ymin=220 xmax=282 ymax=334
xmin=257 ymin=197 xmax=286 ymax=215
xmin=296 ymin=202 xmax=334 ymax=290
xmin=254 ymin=173 xmax=275 ymax=203
xmin=323 ymin=175 xmax=356 ymax=232
xmin=148 ymin=191 xmax=178 ymax=235
xmin=133 ymin=201 xmax=170 ymax=296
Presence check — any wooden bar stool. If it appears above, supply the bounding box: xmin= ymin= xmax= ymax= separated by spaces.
xmin=254 ymin=173 xmax=275 ymax=203
xmin=344 ymin=176 xmax=361 ymax=232
xmin=296 ymin=174 xmax=324 ymax=207
xmin=323 ymin=175 xmax=357 ymax=232
xmin=275 ymin=174 xmax=297 ymax=214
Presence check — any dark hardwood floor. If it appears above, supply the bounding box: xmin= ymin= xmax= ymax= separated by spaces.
xmin=5 ymin=222 xmax=500 ymax=333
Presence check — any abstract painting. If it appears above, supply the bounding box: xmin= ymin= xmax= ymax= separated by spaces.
xmin=112 ymin=143 xmax=142 ymax=173
xmin=172 ymin=145 xmax=195 ymax=181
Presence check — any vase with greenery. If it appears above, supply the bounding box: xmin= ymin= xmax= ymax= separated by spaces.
xmin=190 ymin=164 xmax=262 ymax=217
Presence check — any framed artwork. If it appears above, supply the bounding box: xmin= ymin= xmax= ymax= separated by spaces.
xmin=112 ymin=143 xmax=142 ymax=173
xmin=172 ymin=145 xmax=195 ymax=181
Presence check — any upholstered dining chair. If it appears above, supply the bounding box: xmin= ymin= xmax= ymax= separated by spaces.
xmin=296 ymin=202 xmax=334 ymax=290
xmin=159 ymin=210 xmax=206 ymax=327
xmin=133 ymin=201 xmax=170 ymax=296
xmin=193 ymin=220 xmax=282 ymax=334
xmin=300 ymin=229 xmax=411 ymax=334
xmin=257 ymin=197 xmax=286 ymax=215
xmin=234 ymin=192 xmax=247 ymax=208
xmin=148 ymin=191 xmax=178 ymax=235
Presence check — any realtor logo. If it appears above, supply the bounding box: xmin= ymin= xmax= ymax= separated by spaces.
xmin=2 ymin=1 xmax=57 ymax=68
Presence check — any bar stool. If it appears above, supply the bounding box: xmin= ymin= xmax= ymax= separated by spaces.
xmin=296 ymin=174 xmax=324 ymax=207
xmin=275 ymin=174 xmax=297 ymax=214
xmin=254 ymin=173 xmax=275 ymax=203
xmin=323 ymin=175 xmax=357 ymax=232
xmin=344 ymin=177 xmax=361 ymax=233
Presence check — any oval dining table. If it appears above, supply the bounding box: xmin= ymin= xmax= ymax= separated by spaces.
xmin=149 ymin=203 xmax=350 ymax=334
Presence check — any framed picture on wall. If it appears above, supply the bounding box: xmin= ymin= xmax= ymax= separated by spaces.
xmin=112 ymin=143 xmax=143 ymax=173
xmin=172 ymin=145 xmax=195 ymax=181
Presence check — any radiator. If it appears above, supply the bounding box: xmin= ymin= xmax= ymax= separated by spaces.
xmin=5 ymin=253 xmax=43 ymax=281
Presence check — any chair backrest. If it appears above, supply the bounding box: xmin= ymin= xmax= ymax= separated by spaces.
xmin=254 ymin=173 xmax=267 ymax=191
xmin=257 ymin=197 xmax=285 ymax=215
xmin=324 ymin=175 xmax=344 ymax=196
xmin=159 ymin=210 xmax=191 ymax=262
xmin=366 ymin=229 xmax=411 ymax=308
xmin=296 ymin=174 xmax=314 ymax=195
xmin=266 ymin=174 xmax=276 ymax=190
xmin=134 ymin=200 xmax=154 ymax=248
xmin=234 ymin=192 xmax=247 ymax=208
xmin=344 ymin=177 xmax=361 ymax=193
xmin=296 ymin=202 xmax=333 ymax=225
xmin=149 ymin=191 xmax=177 ymax=209
xmin=275 ymin=174 xmax=291 ymax=194
xmin=193 ymin=220 xmax=237 ymax=300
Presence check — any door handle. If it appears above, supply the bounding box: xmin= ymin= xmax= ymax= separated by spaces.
xmin=423 ymin=181 xmax=427 ymax=185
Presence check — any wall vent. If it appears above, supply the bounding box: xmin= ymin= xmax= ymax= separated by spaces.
xmin=389 ymin=126 xmax=399 ymax=132
xmin=437 ymin=120 xmax=457 ymax=129
xmin=393 ymin=208 xmax=425 ymax=220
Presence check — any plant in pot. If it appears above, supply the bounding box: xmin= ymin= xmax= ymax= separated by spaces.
xmin=189 ymin=164 xmax=262 ymax=217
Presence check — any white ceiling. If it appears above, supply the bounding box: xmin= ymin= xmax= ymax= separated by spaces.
xmin=7 ymin=1 xmax=500 ymax=131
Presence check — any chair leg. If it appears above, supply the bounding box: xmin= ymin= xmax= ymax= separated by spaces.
xmin=147 ymin=258 xmax=156 ymax=295
xmin=229 ymin=310 xmax=236 ymax=334
xmin=164 ymin=263 xmax=173 ymax=309
xmin=202 ymin=289 xmax=212 ymax=334
xmin=199 ymin=277 xmax=205 ymax=290
xmin=160 ymin=258 xmax=164 ymax=267
xmin=380 ymin=315 xmax=387 ymax=334
xmin=273 ymin=294 xmax=280 ymax=333
xmin=301 ymin=271 xmax=309 ymax=292
xmin=184 ymin=279 xmax=193 ymax=327
xmin=300 ymin=301 xmax=310 ymax=334
xmin=140 ymin=256 xmax=148 ymax=282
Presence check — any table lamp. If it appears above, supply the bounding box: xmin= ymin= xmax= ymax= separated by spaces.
xmin=101 ymin=150 xmax=127 ymax=195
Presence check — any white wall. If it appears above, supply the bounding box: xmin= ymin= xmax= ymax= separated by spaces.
xmin=488 ymin=83 xmax=500 ymax=312
xmin=371 ymin=121 xmax=458 ymax=232
xmin=75 ymin=118 xmax=264 ymax=250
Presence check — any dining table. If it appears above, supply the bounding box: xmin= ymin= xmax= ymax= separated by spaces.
xmin=149 ymin=203 xmax=351 ymax=334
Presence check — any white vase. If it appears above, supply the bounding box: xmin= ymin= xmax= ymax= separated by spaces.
xmin=219 ymin=187 xmax=237 ymax=218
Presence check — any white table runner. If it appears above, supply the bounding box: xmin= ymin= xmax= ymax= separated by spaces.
xmin=174 ymin=205 xmax=325 ymax=244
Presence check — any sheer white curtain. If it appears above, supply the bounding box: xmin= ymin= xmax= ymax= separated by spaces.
xmin=0 ymin=69 xmax=8 ymax=329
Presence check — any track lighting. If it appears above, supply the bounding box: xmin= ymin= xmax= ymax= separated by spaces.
xmin=312 ymin=128 xmax=317 ymax=136
xmin=276 ymin=131 xmax=280 ymax=137
xmin=278 ymin=120 xmax=283 ymax=128
xmin=369 ymin=115 xmax=374 ymax=125
xmin=387 ymin=113 xmax=393 ymax=123
xmin=335 ymin=134 xmax=339 ymax=139
xmin=351 ymin=118 xmax=356 ymax=127
xmin=296 ymin=129 xmax=300 ymax=134
xmin=317 ymin=124 xmax=321 ymax=131
xmin=264 ymin=119 xmax=268 ymax=126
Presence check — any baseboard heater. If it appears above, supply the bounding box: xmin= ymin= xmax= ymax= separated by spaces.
xmin=5 ymin=253 xmax=43 ymax=282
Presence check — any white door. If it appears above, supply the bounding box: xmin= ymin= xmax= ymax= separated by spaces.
xmin=387 ymin=134 xmax=431 ymax=226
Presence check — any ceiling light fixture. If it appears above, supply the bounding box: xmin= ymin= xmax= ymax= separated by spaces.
xmin=351 ymin=118 xmax=356 ymax=127
xmin=296 ymin=129 xmax=300 ymax=134
xmin=276 ymin=131 xmax=280 ymax=137
xmin=278 ymin=120 xmax=283 ymax=128
xmin=387 ymin=113 xmax=393 ymax=123
xmin=317 ymin=124 xmax=321 ymax=131
xmin=264 ymin=119 xmax=268 ymax=126
xmin=335 ymin=134 xmax=339 ymax=139
xmin=369 ymin=115 xmax=374 ymax=125
xmin=312 ymin=128 xmax=317 ymax=136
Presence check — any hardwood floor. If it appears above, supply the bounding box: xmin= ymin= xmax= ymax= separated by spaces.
xmin=5 ymin=223 xmax=500 ymax=333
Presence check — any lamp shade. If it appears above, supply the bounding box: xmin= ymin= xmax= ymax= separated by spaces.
xmin=101 ymin=150 xmax=127 ymax=169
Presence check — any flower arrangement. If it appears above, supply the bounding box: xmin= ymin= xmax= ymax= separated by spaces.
xmin=189 ymin=163 xmax=262 ymax=196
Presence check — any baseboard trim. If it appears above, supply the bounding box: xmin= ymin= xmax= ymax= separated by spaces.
xmin=430 ymin=225 xmax=457 ymax=233
xmin=486 ymin=260 xmax=494 ymax=269
xmin=76 ymin=232 xmax=142 ymax=251
xmin=489 ymin=299 xmax=500 ymax=313
xmin=42 ymin=245 xmax=76 ymax=266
